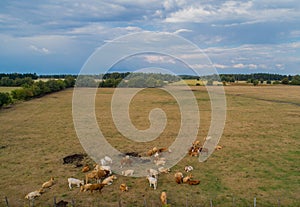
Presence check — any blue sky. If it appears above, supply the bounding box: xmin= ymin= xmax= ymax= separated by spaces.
xmin=0 ymin=0 xmax=299 ymax=75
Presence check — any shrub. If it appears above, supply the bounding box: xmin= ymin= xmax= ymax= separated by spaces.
xmin=0 ymin=92 xmax=12 ymax=107
xmin=127 ymin=76 xmax=146 ymax=88
xmin=281 ymin=77 xmax=289 ymax=84
xmin=35 ymin=80 xmax=50 ymax=95
xmin=290 ymin=75 xmax=300 ymax=85
xmin=75 ymin=76 xmax=97 ymax=87
xmin=11 ymin=88 xmax=33 ymax=100
xmin=253 ymin=79 xmax=259 ymax=86
xmin=64 ymin=76 xmax=76 ymax=88
xmin=0 ymin=77 xmax=14 ymax=86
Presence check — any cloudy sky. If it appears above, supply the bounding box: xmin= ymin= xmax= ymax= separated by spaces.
xmin=0 ymin=0 xmax=299 ymax=75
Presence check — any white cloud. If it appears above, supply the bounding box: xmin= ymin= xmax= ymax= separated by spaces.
xmin=232 ymin=63 xmax=257 ymax=69
xmin=0 ymin=0 xmax=299 ymax=74
xmin=289 ymin=42 xmax=300 ymax=48
xmin=233 ymin=63 xmax=245 ymax=68
xmin=163 ymin=0 xmax=186 ymax=11
xmin=29 ymin=45 xmax=50 ymax=54
xmin=248 ymin=64 xmax=258 ymax=69
xmin=163 ymin=0 xmax=175 ymax=11
xmin=213 ymin=64 xmax=228 ymax=69
xmin=165 ymin=6 xmax=213 ymax=23
xmin=165 ymin=0 xmax=299 ymax=24
xmin=67 ymin=23 xmax=143 ymax=36
xmin=144 ymin=55 xmax=176 ymax=64
xmin=289 ymin=30 xmax=300 ymax=38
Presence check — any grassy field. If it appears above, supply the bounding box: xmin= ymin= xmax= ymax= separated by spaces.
xmin=0 ymin=87 xmax=21 ymax=93
xmin=0 ymin=85 xmax=299 ymax=206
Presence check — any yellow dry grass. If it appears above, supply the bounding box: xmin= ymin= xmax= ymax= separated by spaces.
xmin=0 ymin=85 xmax=299 ymax=206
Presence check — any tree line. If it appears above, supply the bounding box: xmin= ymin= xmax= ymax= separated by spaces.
xmin=0 ymin=76 xmax=75 ymax=108
xmin=182 ymin=73 xmax=300 ymax=85
xmin=219 ymin=73 xmax=300 ymax=85
xmin=1 ymin=72 xmax=299 ymax=108
xmin=0 ymin=73 xmax=38 ymax=80
xmin=77 ymin=72 xmax=181 ymax=88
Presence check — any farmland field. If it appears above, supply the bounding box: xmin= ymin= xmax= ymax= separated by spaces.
xmin=0 ymin=85 xmax=299 ymax=206
xmin=0 ymin=87 xmax=21 ymax=93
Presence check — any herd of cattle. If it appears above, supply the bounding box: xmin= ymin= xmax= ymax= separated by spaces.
xmin=25 ymin=138 xmax=222 ymax=206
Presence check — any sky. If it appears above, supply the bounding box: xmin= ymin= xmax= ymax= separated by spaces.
xmin=0 ymin=0 xmax=299 ymax=75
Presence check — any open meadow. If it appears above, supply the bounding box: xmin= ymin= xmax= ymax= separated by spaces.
xmin=0 ymin=85 xmax=299 ymax=206
xmin=0 ymin=87 xmax=21 ymax=93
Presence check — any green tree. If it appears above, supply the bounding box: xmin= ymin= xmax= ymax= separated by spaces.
xmin=253 ymin=79 xmax=259 ymax=86
xmin=11 ymin=88 xmax=33 ymax=100
xmin=290 ymin=75 xmax=300 ymax=85
xmin=281 ymin=77 xmax=289 ymax=84
xmin=155 ymin=79 xmax=165 ymax=87
xmin=75 ymin=76 xmax=97 ymax=87
xmin=56 ymin=79 xmax=66 ymax=90
xmin=64 ymin=76 xmax=76 ymax=88
xmin=145 ymin=77 xmax=157 ymax=88
xmin=20 ymin=77 xmax=34 ymax=86
xmin=127 ymin=76 xmax=146 ymax=88
xmin=0 ymin=92 xmax=12 ymax=107
xmin=0 ymin=77 xmax=14 ymax=86
xmin=46 ymin=80 xmax=60 ymax=92
xmin=35 ymin=80 xmax=50 ymax=94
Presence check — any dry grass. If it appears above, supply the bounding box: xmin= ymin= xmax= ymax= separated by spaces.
xmin=171 ymin=79 xmax=205 ymax=86
xmin=0 ymin=87 xmax=21 ymax=93
xmin=0 ymin=85 xmax=299 ymax=206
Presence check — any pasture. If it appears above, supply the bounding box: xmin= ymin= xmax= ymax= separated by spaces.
xmin=0 ymin=87 xmax=21 ymax=93
xmin=0 ymin=85 xmax=299 ymax=206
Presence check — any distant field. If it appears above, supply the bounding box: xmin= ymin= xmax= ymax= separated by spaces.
xmin=0 ymin=85 xmax=299 ymax=206
xmin=0 ymin=87 xmax=21 ymax=93
xmin=171 ymin=79 xmax=206 ymax=86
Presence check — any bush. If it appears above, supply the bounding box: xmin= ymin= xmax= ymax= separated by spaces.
xmin=99 ymin=78 xmax=122 ymax=88
xmin=11 ymin=79 xmax=70 ymax=101
xmin=0 ymin=92 xmax=12 ymax=107
xmin=281 ymin=77 xmax=289 ymax=84
xmin=253 ymin=79 xmax=259 ymax=86
xmin=127 ymin=76 xmax=146 ymax=88
xmin=0 ymin=77 xmax=14 ymax=86
xmin=75 ymin=76 xmax=97 ymax=87
xmin=145 ymin=77 xmax=157 ymax=88
xmin=35 ymin=80 xmax=51 ymax=95
xmin=11 ymin=88 xmax=33 ymax=100
xmin=290 ymin=75 xmax=300 ymax=85
xmin=64 ymin=76 xmax=76 ymax=88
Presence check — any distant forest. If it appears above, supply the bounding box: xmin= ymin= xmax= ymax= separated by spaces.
xmin=180 ymin=73 xmax=296 ymax=82
xmin=0 ymin=72 xmax=300 ymax=88
xmin=1 ymin=72 xmax=299 ymax=107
